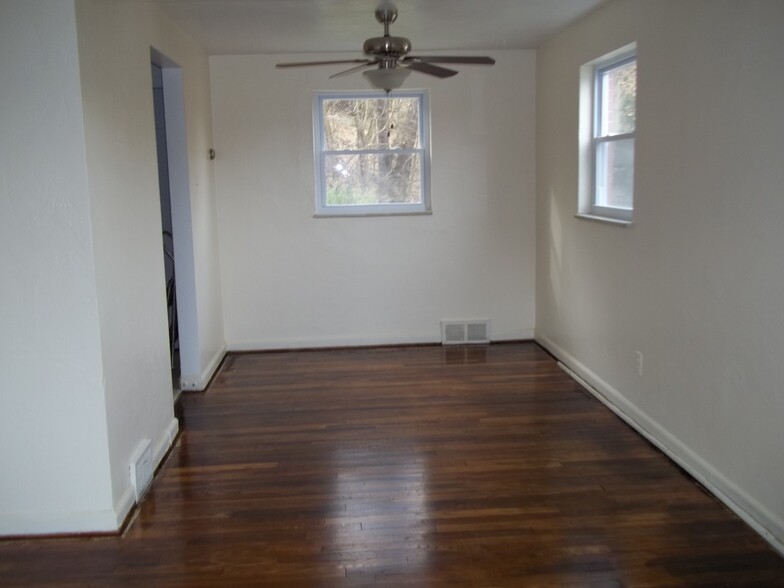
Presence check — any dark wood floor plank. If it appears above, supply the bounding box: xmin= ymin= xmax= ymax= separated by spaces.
xmin=1 ymin=343 xmax=782 ymax=586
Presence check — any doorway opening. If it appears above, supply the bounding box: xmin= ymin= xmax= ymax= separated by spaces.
xmin=150 ymin=49 xmax=200 ymax=401
xmin=151 ymin=62 xmax=179 ymax=396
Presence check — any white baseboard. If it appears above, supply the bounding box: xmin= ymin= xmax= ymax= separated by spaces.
xmin=0 ymin=416 xmax=182 ymax=537
xmin=113 ymin=487 xmax=135 ymax=529
xmin=0 ymin=507 xmax=121 ymax=536
xmin=227 ymin=331 xmax=534 ymax=353
xmin=536 ymin=334 xmax=784 ymax=556
xmin=153 ymin=417 xmax=180 ymax=466
xmin=114 ymin=416 xmax=180 ymax=531
xmin=180 ymin=345 xmax=226 ymax=391
xmin=227 ymin=334 xmax=439 ymax=352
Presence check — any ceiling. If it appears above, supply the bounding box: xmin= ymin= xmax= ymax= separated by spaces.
xmin=152 ymin=0 xmax=609 ymax=56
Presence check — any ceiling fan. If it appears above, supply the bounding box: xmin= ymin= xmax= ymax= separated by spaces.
xmin=275 ymin=3 xmax=495 ymax=92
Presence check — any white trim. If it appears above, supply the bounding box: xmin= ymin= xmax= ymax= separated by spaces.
xmin=574 ymin=213 xmax=632 ymax=227
xmin=113 ymin=487 xmax=136 ymax=529
xmin=152 ymin=58 xmax=203 ymax=387
xmin=312 ymin=89 xmax=431 ymax=216
xmin=0 ymin=486 xmax=133 ymax=536
xmin=0 ymin=414 xmax=180 ymax=537
xmin=227 ymin=331 xmax=534 ymax=352
xmin=535 ymin=333 xmax=784 ymax=557
xmin=314 ymin=210 xmax=433 ymax=219
xmin=229 ymin=334 xmax=439 ymax=352
xmin=180 ymin=345 xmax=226 ymax=391
xmin=153 ymin=417 xmax=180 ymax=466
xmin=0 ymin=507 xmax=123 ymax=536
xmin=578 ymin=43 xmax=636 ymax=224
xmin=117 ymin=418 xmax=178 ymax=530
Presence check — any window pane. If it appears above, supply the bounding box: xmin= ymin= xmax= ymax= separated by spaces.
xmin=595 ymin=138 xmax=634 ymax=209
xmin=325 ymin=152 xmax=422 ymax=206
xmin=322 ymin=98 xmax=420 ymax=151
xmin=599 ymin=60 xmax=636 ymax=136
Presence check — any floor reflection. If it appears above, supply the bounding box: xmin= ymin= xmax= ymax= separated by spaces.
xmin=329 ymin=446 xmax=431 ymax=578
xmin=442 ymin=344 xmax=488 ymax=364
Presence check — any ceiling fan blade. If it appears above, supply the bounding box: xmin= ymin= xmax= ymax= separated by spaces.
xmin=275 ymin=59 xmax=371 ymax=69
xmin=329 ymin=60 xmax=379 ymax=79
xmin=405 ymin=61 xmax=459 ymax=78
xmin=404 ymin=56 xmax=496 ymax=65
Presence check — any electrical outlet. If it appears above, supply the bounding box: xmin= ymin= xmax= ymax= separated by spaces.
xmin=635 ymin=351 xmax=644 ymax=376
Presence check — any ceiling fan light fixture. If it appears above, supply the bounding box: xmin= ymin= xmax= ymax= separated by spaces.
xmin=275 ymin=5 xmax=494 ymax=85
xmin=363 ymin=67 xmax=411 ymax=92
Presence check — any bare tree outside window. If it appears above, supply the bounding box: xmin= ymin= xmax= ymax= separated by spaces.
xmin=321 ymin=96 xmax=423 ymax=207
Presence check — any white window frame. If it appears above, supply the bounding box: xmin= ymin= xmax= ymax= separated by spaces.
xmin=578 ymin=44 xmax=636 ymax=225
xmin=313 ymin=90 xmax=431 ymax=217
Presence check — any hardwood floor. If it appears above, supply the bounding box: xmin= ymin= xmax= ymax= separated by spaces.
xmin=1 ymin=343 xmax=783 ymax=586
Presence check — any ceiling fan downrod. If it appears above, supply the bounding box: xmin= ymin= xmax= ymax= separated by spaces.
xmin=376 ymin=4 xmax=398 ymax=34
xmin=274 ymin=2 xmax=495 ymax=90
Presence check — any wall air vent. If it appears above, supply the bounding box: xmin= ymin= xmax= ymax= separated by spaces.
xmin=441 ymin=320 xmax=490 ymax=345
xmin=129 ymin=439 xmax=153 ymax=502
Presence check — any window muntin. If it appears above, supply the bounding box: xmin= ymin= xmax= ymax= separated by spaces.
xmin=587 ymin=51 xmax=636 ymax=222
xmin=314 ymin=91 xmax=430 ymax=216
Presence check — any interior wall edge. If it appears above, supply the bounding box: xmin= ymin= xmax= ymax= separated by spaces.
xmin=535 ymin=333 xmax=784 ymax=558
xmin=112 ymin=487 xmax=136 ymax=532
xmin=103 ymin=417 xmax=180 ymax=532
xmin=0 ymin=414 xmax=180 ymax=538
xmin=180 ymin=345 xmax=227 ymax=391
xmin=152 ymin=418 xmax=180 ymax=471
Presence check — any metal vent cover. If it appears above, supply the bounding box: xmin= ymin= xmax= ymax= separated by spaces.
xmin=441 ymin=320 xmax=490 ymax=345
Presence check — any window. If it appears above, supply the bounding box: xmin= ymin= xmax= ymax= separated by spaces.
xmin=313 ymin=90 xmax=430 ymax=216
xmin=579 ymin=46 xmax=637 ymax=224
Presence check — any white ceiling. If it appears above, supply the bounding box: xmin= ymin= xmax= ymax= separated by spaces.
xmin=153 ymin=0 xmax=609 ymax=55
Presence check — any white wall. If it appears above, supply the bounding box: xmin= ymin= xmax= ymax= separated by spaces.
xmin=536 ymin=0 xmax=784 ymax=551
xmin=0 ymin=0 xmax=224 ymax=535
xmin=0 ymin=0 xmax=114 ymax=534
xmin=211 ymin=51 xmax=536 ymax=349
xmin=76 ymin=0 xmax=225 ymax=393
xmin=74 ymin=0 xmax=225 ymax=520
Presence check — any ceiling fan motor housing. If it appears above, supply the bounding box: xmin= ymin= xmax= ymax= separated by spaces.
xmin=363 ymin=36 xmax=412 ymax=59
xmin=275 ymin=3 xmax=494 ymax=83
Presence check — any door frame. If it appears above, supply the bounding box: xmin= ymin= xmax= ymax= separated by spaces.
xmin=151 ymin=48 xmax=201 ymax=392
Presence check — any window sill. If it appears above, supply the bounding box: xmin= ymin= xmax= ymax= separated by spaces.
xmin=314 ymin=211 xmax=433 ymax=219
xmin=575 ymin=213 xmax=632 ymax=227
